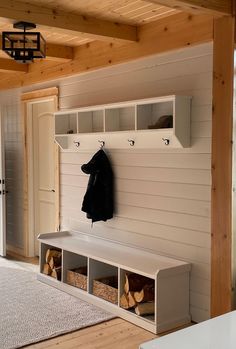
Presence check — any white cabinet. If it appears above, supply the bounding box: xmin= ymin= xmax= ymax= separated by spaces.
xmin=54 ymin=95 xmax=191 ymax=150
xmin=38 ymin=231 xmax=191 ymax=334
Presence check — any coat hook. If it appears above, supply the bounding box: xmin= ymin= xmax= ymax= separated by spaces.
xmin=98 ymin=140 xmax=105 ymax=149
xmin=128 ymin=139 xmax=135 ymax=146
xmin=73 ymin=141 xmax=80 ymax=147
xmin=162 ymin=138 xmax=170 ymax=146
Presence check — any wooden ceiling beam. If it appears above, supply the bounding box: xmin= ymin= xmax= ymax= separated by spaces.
xmin=146 ymin=0 xmax=233 ymax=16
xmin=45 ymin=43 xmax=74 ymax=62
xmin=0 ymin=0 xmax=137 ymax=42
xmin=0 ymin=58 xmax=28 ymax=73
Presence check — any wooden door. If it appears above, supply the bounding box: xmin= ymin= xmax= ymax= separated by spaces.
xmin=32 ymin=100 xmax=59 ymax=255
xmin=0 ymin=113 xmax=6 ymax=257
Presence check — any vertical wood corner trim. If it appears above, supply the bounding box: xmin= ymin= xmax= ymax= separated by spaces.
xmin=211 ymin=16 xmax=235 ymax=317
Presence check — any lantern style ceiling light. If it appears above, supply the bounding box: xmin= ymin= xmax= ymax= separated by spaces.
xmin=2 ymin=21 xmax=46 ymax=63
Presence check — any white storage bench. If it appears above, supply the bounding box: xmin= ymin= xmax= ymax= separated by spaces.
xmin=37 ymin=231 xmax=191 ymax=334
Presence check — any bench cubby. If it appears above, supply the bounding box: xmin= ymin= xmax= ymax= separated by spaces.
xmin=120 ymin=269 xmax=156 ymax=323
xmin=63 ymin=251 xmax=88 ymax=291
xmin=89 ymin=259 xmax=118 ymax=304
xmin=38 ymin=231 xmax=191 ymax=334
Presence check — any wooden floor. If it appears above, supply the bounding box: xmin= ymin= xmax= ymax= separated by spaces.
xmin=26 ymin=318 xmax=157 ymax=349
xmin=6 ymin=253 xmax=158 ymax=349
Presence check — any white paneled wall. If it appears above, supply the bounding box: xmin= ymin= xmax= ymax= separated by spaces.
xmin=0 ymin=43 xmax=212 ymax=323
xmin=58 ymin=43 xmax=213 ymax=322
xmin=0 ymin=90 xmax=24 ymax=250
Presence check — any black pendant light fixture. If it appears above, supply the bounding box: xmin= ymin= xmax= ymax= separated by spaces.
xmin=2 ymin=21 xmax=46 ymax=63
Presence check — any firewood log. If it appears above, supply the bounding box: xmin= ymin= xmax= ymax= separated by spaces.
xmin=135 ymin=302 xmax=155 ymax=316
xmin=128 ymin=292 xmax=137 ymax=308
xmin=45 ymin=249 xmax=61 ymax=264
xmin=51 ymin=267 xmax=61 ymax=280
xmin=124 ymin=273 xmax=154 ymax=294
xmin=49 ymin=255 xmax=62 ymax=270
xmin=43 ymin=263 xmax=52 ymax=275
xmin=120 ymin=293 xmax=129 ymax=309
xmin=134 ymin=284 xmax=155 ymax=303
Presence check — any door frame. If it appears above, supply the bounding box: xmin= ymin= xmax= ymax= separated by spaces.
xmin=21 ymin=87 xmax=59 ymax=257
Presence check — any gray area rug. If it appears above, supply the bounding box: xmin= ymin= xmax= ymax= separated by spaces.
xmin=0 ymin=258 xmax=114 ymax=349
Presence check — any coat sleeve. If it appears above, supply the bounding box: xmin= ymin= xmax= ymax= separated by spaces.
xmin=81 ymin=151 xmax=101 ymax=174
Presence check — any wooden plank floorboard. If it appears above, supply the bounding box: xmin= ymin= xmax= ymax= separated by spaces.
xmin=26 ymin=319 xmax=157 ymax=349
xmin=27 ymin=319 xmax=124 ymax=349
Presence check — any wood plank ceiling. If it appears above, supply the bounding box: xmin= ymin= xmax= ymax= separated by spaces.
xmin=0 ymin=0 xmax=178 ymax=61
xmin=13 ymin=0 xmax=179 ymax=25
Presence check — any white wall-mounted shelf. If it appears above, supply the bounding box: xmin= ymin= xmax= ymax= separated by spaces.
xmin=54 ymin=95 xmax=191 ymax=150
xmin=38 ymin=231 xmax=191 ymax=334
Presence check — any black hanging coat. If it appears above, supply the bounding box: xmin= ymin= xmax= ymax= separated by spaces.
xmin=81 ymin=150 xmax=114 ymax=223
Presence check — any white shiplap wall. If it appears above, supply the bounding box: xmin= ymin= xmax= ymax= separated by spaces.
xmin=58 ymin=43 xmax=212 ymax=323
xmin=0 ymin=90 xmax=24 ymax=250
xmin=0 ymin=43 xmax=212 ymax=323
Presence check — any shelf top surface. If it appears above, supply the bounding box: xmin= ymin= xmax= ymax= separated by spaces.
xmin=38 ymin=231 xmax=190 ymax=277
xmin=55 ymin=95 xmax=191 ymax=115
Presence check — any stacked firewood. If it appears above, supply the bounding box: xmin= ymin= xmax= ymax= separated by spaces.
xmin=120 ymin=273 xmax=155 ymax=316
xmin=42 ymin=249 xmax=62 ymax=281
